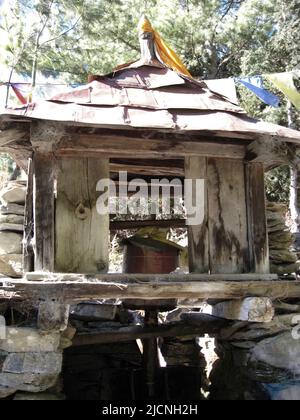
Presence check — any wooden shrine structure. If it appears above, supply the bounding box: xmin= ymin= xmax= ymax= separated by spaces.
xmin=1 ymin=23 xmax=300 ymax=307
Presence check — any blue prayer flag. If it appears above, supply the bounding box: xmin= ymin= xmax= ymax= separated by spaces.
xmin=237 ymin=76 xmax=280 ymax=108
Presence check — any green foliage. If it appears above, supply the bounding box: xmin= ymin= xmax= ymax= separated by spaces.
xmin=265 ymin=166 xmax=291 ymax=204
xmin=0 ymin=0 xmax=299 ymax=201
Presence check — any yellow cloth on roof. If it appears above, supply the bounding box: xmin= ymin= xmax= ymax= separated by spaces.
xmin=266 ymin=72 xmax=300 ymax=110
xmin=138 ymin=16 xmax=192 ymax=78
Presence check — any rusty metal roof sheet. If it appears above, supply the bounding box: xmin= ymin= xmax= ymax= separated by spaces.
xmin=50 ymin=80 xmax=244 ymax=114
xmin=1 ymin=63 xmax=300 ymax=144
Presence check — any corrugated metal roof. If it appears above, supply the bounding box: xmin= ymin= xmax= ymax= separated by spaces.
xmin=1 ymin=62 xmax=300 ymax=144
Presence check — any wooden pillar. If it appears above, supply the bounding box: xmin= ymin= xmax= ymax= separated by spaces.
xmin=207 ymin=158 xmax=249 ymax=274
xmin=33 ymin=152 xmax=56 ymax=271
xmin=185 ymin=157 xmax=250 ymax=274
xmin=55 ymin=157 xmax=109 ymax=273
xmin=185 ymin=157 xmax=209 ymax=273
xmin=30 ymin=122 xmax=64 ymax=272
xmin=246 ymin=162 xmax=270 ymax=274
xmin=23 ymin=158 xmax=34 ymax=273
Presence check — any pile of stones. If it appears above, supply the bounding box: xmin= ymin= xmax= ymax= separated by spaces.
xmin=267 ymin=202 xmax=300 ymax=275
xmin=0 ymin=181 xmax=26 ymax=278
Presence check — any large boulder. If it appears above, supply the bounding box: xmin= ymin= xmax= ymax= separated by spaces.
xmin=251 ymin=332 xmax=300 ymax=375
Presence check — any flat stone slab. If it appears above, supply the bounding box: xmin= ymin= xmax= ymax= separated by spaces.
xmin=0 ymin=204 xmax=25 ymax=216
xmin=3 ymin=352 xmax=62 ymax=374
xmin=0 ymin=223 xmax=24 ymax=233
xmin=0 ymin=328 xmax=60 ymax=353
xmin=0 ymin=232 xmax=23 ymax=254
xmin=70 ymin=303 xmax=118 ymax=321
xmin=0 ymin=215 xmax=24 ymax=225
xmin=0 ymin=372 xmax=58 ymax=393
xmin=0 ymin=183 xmax=26 ymax=205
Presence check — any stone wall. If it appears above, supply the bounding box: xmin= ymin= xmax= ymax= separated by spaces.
xmin=0 ymin=181 xmax=26 ymax=278
xmin=267 ymin=202 xmax=300 ymax=275
xmin=210 ymin=301 xmax=300 ymax=400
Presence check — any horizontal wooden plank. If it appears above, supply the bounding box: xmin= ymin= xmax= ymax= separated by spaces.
xmin=110 ymin=162 xmax=184 ymax=176
xmin=110 ymin=219 xmax=187 ymax=230
xmin=72 ymin=315 xmax=229 ymax=346
xmin=2 ymin=276 xmax=299 ymax=303
xmin=24 ymin=272 xmax=278 ymax=283
xmin=58 ymin=133 xmax=247 ymax=160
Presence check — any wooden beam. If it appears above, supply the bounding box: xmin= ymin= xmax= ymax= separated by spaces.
xmin=23 ymin=158 xmax=34 ymax=273
xmin=246 ymin=163 xmax=270 ymax=274
xmin=2 ymin=276 xmax=300 ymax=303
xmin=72 ymin=315 xmax=229 ymax=346
xmin=58 ymin=133 xmax=246 ymax=160
xmin=0 ymin=128 xmax=28 ymax=147
xmin=246 ymin=138 xmax=289 ymax=168
xmin=32 ymin=152 xmax=55 ymax=271
xmin=110 ymin=162 xmax=184 ymax=177
xmin=110 ymin=219 xmax=187 ymax=230
xmin=24 ymin=272 xmax=278 ymax=283
xmin=207 ymin=158 xmax=250 ymax=274
xmin=31 ymin=121 xmax=66 ymax=271
xmin=185 ymin=156 xmax=209 ymax=273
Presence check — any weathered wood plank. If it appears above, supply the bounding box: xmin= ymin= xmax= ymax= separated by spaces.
xmin=110 ymin=162 xmax=184 ymax=177
xmin=246 ymin=138 xmax=289 ymax=168
xmin=207 ymin=158 xmax=249 ymax=274
xmin=2 ymin=279 xmax=300 ymax=303
xmin=110 ymin=219 xmax=186 ymax=230
xmin=55 ymin=158 xmax=109 ymax=273
xmin=0 ymin=128 xmax=28 ymax=147
xmin=72 ymin=315 xmax=229 ymax=346
xmin=185 ymin=156 xmax=209 ymax=273
xmin=246 ymin=163 xmax=270 ymax=273
xmin=33 ymin=152 xmax=55 ymax=271
xmin=23 ymin=158 xmax=34 ymax=273
xmin=58 ymin=133 xmax=247 ymax=160
xmin=25 ymin=272 xmax=278 ymax=283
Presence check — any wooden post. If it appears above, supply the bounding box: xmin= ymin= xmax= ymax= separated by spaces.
xmin=207 ymin=158 xmax=249 ymax=274
xmin=55 ymin=157 xmax=109 ymax=273
xmin=33 ymin=152 xmax=56 ymax=271
xmin=143 ymin=309 xmax=159 ymax=399
xmin=246 ymin=162 xmax=270 ymax=274
xmin=30 ymin=121 xmax=64 ymax=272
xmin=23 ymin=158 xmax=34 ymax=273
xmin=185 ymin=157 xmax=209 ymax=273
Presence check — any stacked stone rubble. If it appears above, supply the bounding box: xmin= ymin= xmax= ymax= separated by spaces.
xmin=267 ymin=202 xmax=300 ymax=275
xmin=0 ymin=181 xmax=26 ymax=278
xmin=210 ymin=302 xmax=300 ymax=400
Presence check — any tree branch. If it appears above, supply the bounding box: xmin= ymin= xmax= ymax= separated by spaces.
xmin=39 ymin=15 xmax=82 ymax=46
